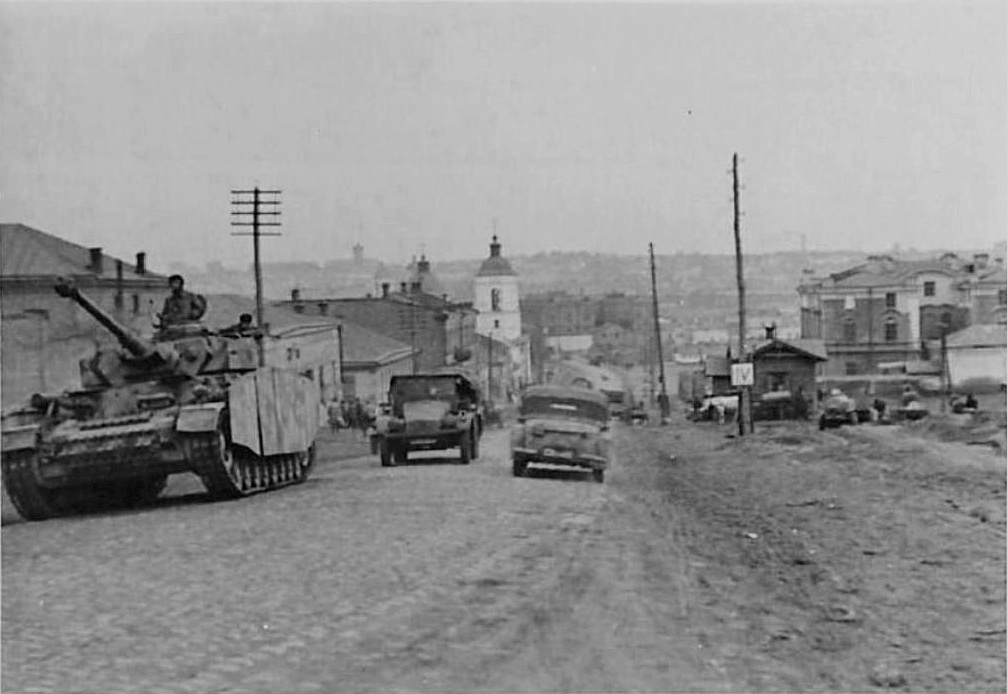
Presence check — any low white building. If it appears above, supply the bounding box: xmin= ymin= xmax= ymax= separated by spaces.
xmin=945 ymin=324 xmax=1007 ymax=393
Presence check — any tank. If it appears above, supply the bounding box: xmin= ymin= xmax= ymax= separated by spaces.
xmin=1 ymin=279 xmax=320 ymax=521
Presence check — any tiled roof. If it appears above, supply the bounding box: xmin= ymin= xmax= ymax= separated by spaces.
xmin=0 ymin=223 xmax=164 ymax=281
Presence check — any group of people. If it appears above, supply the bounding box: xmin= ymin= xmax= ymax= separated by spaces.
xmin=326 ymin=397 xmax=376 ymax=438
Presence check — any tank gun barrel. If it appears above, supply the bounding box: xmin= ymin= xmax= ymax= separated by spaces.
xmin=54 ymin=279 xmax=155 ymax=359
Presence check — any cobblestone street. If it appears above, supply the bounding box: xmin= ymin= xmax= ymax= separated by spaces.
xmin=2 ymin=427 xmax=720 ymax=693
xmin=4 ymin=419 xmax=1004 ymax=693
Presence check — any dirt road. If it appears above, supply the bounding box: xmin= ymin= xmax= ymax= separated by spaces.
xmin=3 ymin=418 xmax=1005 ymax=693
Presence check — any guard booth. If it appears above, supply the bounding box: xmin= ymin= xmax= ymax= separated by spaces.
xmin=751 ymin=336 xmax=829 ymax=420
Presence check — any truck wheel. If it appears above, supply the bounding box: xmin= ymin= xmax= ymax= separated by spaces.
xmin=459 ymin=433 xmax=472 ymax=465
xmin=512 ymin=458 xmax=526 ymax=477
xmin=470 ymin=428 xmax=480 ymax=460
xmin=394 ymin=446 xmax=408 ymax=465
xmin=818 ymin=416 xmax=827 ymax=431
xmin=849 ymin=411 xmax=859 ymax=425
xmin=379 ymin=440 xmax=394 ymax=467
xmin=592 ymin=469 xmax=605 ymax=484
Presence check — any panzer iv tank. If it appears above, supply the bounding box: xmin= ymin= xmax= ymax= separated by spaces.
xmin=1 ymin=280 xmax=320 ymax=521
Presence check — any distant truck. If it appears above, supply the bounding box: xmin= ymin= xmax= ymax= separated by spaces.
xmin=372 ymin=374 xmax=483 ymax=467
xmin=818 ymin=390 xmax=860 ymax=430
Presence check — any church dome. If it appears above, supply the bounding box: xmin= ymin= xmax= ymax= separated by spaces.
xmin=477 ymin=235 xmax=516 ymax=277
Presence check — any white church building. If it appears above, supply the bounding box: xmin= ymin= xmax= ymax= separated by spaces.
xmin=473 ymin=235 xmax=532 ymax=395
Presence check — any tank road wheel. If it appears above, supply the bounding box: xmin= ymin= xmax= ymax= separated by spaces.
xmin=379 ymin=439 xmax=393 ymax=467
xmin=199 ymin=416 xmax=248 ymax=499
xmin=2 ymin=450 xmax=61 ymax=521
xmin=459 ymin=432 xmax=472 ymax=465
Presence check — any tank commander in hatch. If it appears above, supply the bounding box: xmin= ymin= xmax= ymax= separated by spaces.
xmin=221 ymin=313 xmax=257 ymax=337
xmin=159 ymin=274 xmax=207 ymax=327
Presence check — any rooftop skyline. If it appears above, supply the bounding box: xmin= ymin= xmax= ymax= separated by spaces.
xmin=2 ymin=2 xmax=1004 ymax=269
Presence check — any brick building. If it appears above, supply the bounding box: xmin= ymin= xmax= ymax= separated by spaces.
xmin=277 ymin=285 xmax=477 ymax=374
xmin=1 ymin=223 xmax=169 ymax=409
xmin=799 ymin=252 xmax=1006 ymax=377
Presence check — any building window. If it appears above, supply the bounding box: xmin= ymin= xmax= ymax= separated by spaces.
xmin=923 ymin=281 xmax=935 ymax=297
xmin=845 ymin=362 xmax=859 ymax=375
xmin=885 ymin=320 xmax=898 ymax=342
xmin=491 ymin=288 xmax=501 ymax=312
xmin=494 ymin=319 xmax=500 ymax=329
xmin=843 ymin=319 xmax=856 ymax=344
xmin=885 ymin=292 xmax=896 ymax=308
xmin=132 ymin=294 xmax=140 ymax=314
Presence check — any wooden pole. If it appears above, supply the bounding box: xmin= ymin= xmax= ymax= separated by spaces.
xmin=649 ymin=243 xmax=669 ymax=423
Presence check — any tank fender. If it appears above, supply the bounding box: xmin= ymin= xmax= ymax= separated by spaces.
xmin=176 ymin=403 xmax=226 ymax=433
xmin=2 ymin=425 xmax=40 ymax=452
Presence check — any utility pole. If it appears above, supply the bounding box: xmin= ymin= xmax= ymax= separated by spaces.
xmin=649 ymin=243 xmax=669 ymax=424
xmin=732 ymin=153 xmax=753 ymax=435
xmin=231 ymin=187 xmax=282 ymax=365
xmin=488 ymin=332 xmax=494 ymax=403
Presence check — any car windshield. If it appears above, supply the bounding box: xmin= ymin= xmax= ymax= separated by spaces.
xmin=520 ymin=396 xmax=608 ymax=423
xmin=392 ymin=378 xmax=460 ymax=403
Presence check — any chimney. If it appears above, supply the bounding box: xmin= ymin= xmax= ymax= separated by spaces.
xmin=417 ymin=254 xmax=430 ymax=274
xmin=115 ymin=260 xmax=124 ymax=310
xmin=381 ymin=282 xmax=390 ymax=298
xmin=765 ymin=324 xmax=777 ymax=340
xmin=135 ymin=252 xmax=147 ymax=275
xmin=973 ymin=253 xmax=990 ymax=270
xmin=291 ymin=288 xmax=301 ymax=302
xmin=88 ymin=247 xmax=104 ymax=274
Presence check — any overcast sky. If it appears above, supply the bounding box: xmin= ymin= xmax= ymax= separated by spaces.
xmin=2 ymin=1 xmax=1004 ymax=269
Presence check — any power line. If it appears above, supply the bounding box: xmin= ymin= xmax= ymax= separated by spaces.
xmin=231 ymin=187 xmax=282 ymax=366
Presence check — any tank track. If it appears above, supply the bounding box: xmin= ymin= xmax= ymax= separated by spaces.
xmin=2 ymin=449 xmax=62 ymax=521
xmin=185 ymin=430 xmax=314 ymax=499
xmin=2 ymin=450 xmax=168 ymax=521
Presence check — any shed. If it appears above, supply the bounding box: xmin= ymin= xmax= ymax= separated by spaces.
xmin=751 ymin=338 xmax=829 ymax=419
xmin=703 ymin=355 xmax=733 ymax=396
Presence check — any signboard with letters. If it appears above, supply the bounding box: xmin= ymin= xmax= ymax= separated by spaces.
xmin=731 ymin=362 xmax=754 ymax=387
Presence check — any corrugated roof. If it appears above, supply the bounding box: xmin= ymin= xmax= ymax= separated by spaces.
xmin=0 ymin=223 xmax=164 ymax=281
xmin=945 ymin=324 xmax=1007 ymax=348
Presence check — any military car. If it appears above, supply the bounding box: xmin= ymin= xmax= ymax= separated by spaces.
xmin=818 ymin=389 xmax=860 ymax=430
xmin=372 ymin=374 xmax=482 ymax=466
xmin=510 ymin=385 xmax=611 ymax=483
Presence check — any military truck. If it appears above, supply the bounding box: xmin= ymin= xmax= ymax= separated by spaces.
xmin=372 ymin=373 xmax=482 ymax=466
